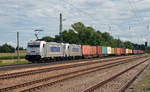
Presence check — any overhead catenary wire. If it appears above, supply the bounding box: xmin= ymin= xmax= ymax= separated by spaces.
xmin=127 ymin=0 xmax=144 ymax=25
xmin=129 ymin=0 xmax=150 ymax=44
xmin=127 ymin=0 xmax=148 ymax=44
xmin=60 ymin=0 xmax=114 ymax=30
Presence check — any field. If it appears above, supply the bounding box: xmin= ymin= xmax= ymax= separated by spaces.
xmin=0 ymin=50 xmax=26 ymax=57
xmin=0 ymin=50 xmax=26 ymax=60
xmin=0 ymin=51 xmax=29 ymax=66
xmin=0 ymin=59 xmax=29 ymax=66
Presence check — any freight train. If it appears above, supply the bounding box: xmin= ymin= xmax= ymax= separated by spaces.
xmin=25 ymin=40 xmax=144 ymax=63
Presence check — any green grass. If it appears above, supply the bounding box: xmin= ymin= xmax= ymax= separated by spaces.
xmin=0 ymin=55 xmax=25 ymax=60
xmin=0 ymin=60 xmax=29 ymax=66
xmin=140 ymin=66 xmax=150 ymax=91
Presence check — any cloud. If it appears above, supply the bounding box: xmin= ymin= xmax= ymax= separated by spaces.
xmin=7 ymin=41 xmax=16 ymax=47
xmin=0 ymin=0 xmax=150 ymax=47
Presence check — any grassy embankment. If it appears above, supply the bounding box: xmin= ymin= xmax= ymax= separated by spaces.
xmin=0 ymin=50 xmax=29 ymax=66
xmin=140 ymin=66 xmax=150 ymax=91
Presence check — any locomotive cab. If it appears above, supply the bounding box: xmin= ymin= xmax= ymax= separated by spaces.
xmin=26 ymin=40 xmax=46 ymax=61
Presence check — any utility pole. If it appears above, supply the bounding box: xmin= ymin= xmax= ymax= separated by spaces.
xmin=94 ymin=30 xmax=97 ymax=46
xmin=17 ymin=32 xmax=20 ymax=61
xmin=129 ymin=26 xmax=131 ymax=31
xmin=145 ymin=25 xmax=149 ymax=51
xmin=118 ymin=36 xmax=120 ymax=48
xmin=59 ymin=13 xmax=63 ymax=42
xmin=109 ymin=26 xmax=111 ymax=34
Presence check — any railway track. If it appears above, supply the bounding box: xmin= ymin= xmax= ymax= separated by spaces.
xmin=82 ymin=57 xmax=150 ymax=92
xmin=0 ymin=55 xmax=144 ymax=92
xmin=0 ymin=55 xmax=131 ymax=71
xmin=0 ymin=55 xmax=138 ymax=80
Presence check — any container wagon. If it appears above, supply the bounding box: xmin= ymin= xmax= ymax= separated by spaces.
xmin=102 ymin=46 xmax=107 ymax=56
xmin=111 ymin=48 xmax=115 ymax=55
xmin=82 ymin=45 xmax=97 ymax=58
xmin=97 ymin=46 xmax=102 ymax=57
xmin=107 ymin=47 xmax=112 ymax=55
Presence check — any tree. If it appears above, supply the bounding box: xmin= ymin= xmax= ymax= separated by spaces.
xmin=0 ymin=44 xmax=15 ymax=53
xmin=146 ymin=46 xmax=150 ymax=53
xmin=41 ymin=36 xmax=54 ymax=42
xmin=40 ymin=22 xmax=145 ymax=51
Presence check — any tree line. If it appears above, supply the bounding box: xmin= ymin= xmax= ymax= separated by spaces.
xmin=0 ymin=44 xmax=24 ymax=53
xmin=1 ymin=22 xmax=149 ymax=53
xmin=41 ymin=22 xmax=148 ymax=51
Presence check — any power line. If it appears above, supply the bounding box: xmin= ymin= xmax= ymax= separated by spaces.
xmin=132 ymin=0 xmax=145 ymax=25
xmin=127 ymin=0 xmax=144 ymax=25
xmin=61 ymin=0 xmax=114 ymax=28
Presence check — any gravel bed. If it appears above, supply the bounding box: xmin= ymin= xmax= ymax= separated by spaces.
xmin=0 ymin=57 xmax=132 ymax=89
xmin=0 ymin=55 xmax=135 ymax=75
xmin=32 ymin=57 xmax=146 ymax=92
xmin=94 ymin=58 xmax=150 ymax=92
xmin=125 ymin=64 xmax=150 ymax=92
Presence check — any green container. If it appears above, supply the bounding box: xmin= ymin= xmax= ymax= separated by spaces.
xmin=102 ymin=46 xmax=107 ymax=54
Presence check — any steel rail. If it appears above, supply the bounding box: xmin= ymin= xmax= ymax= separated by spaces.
xmin=82 ymin=57 xmax=150 ymax=92
xmin=0 ymin=56 xmax=140 ymax=92
xmin=0 ymin=56 xmax=138 ymax=80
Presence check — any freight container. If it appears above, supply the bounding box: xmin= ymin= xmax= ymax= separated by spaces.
xmin=132 ymin=50 xmax=135 ymax=54
xmin=135 ymin=50 xmax=137 ymax=54
xmin=121 ymin=48 xmax=126 ymax=55
xmin=82 ymin=45 xmax=97 ymax=58
xmin=117 ymin=48 xmax=120 ymax=55
xmin=91 ymin=46 xmax=97 ymax=56
xmin=82 ymin=45 xmax=91 ymax=56
xmin=126 ymin=49 xmax=129 ymax=54
xmin=128 ymin=49 xmax=132 ymax=54
xmin=120 ymin=48 xmax=123 ymax=55
xmin=97 ymin=46 xmax=102 ymax=56
xmin=107 ymin=47 xmax=111 ymax=54
xmin=114 ymin=48 xmax=118 ymax=55
xmin=130 ymin=49 xmax=132 ymax=54
xmin=135 ymin=50 xmax=138 ymax=54
xmin=124 ymin=48 xmax=126 ymax=54
xmin=102 ymin=46 xmax=107 ymax=54
xmin=111 ymin=48 xmax=115 ymax=55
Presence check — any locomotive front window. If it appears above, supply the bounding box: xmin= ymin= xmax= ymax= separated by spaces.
xmin=28 ymin=45 xmax=40 ymax=48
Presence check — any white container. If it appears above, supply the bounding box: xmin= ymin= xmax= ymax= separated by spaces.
xmin=107 ymin=47 xmax=112 ymax=54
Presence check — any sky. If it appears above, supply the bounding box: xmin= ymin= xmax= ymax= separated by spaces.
xmin=0 ymin=0 xmax=150 ymax=48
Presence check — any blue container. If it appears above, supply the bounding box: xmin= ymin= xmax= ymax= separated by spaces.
xmin=102 ymin=46 xmax=107 ymax=54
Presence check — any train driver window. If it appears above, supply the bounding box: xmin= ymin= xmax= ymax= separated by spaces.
xmin=43 ymin=44 xmax=45 ymax=47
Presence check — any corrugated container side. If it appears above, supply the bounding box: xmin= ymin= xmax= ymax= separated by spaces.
xmin=128 ymin=49 xmax=130 ymax=54
xmin=123 ymin=48 xmax=126 ymax=54
xmin=114 ymin=48 xmax=118 ymax=55
xmin=135 ymin=50 xmax=137 ymax=54
xmin=132 ymin=50 xmax=135 ymax=54
xmin=111 ymin=48 xmax=115 ymax=54
xmin=135 ymin=50 xmax=138 ymax=54
xmin=120 ymin=48 xmax=123 ymax=54
xmin=117 ymin=48 xmax=120 ymax=55
xmin=97 ymin=46 xmax=102 ymax=55
xmin=107 ymin=47 xmax=111 ymax=54
xmin=102 ymin=46 xmax=107 ymax=54
xmin=137 ymin=50 xmax=139 ymax=54
xmin=130 ymin=49 xmax=133 ymax=54
xmin=82 ymin=45 xmax=91 ymax=56
xmin=91 ymin=46 xmax=97 ymax=56
xmin=126 ymin=49 xmax=129 ymax=54
xmin=129 ymin=49 xmax=132 ymax=54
